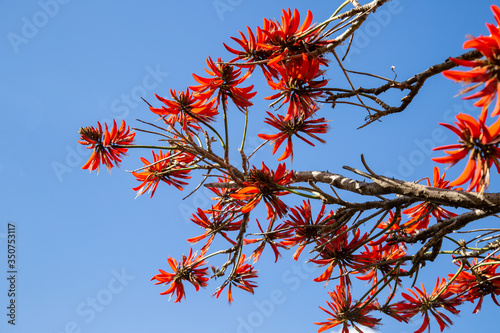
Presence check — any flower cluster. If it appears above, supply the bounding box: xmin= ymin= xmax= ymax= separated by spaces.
xmin=393 ymin=278 xmax=461 ymax=333
xmin=151 ymin=248 xmax=208 ymax=303
xmin=311 ymin=227 xmax=368 ymax=287
xmin=191 ymin=57 xmax=256 ymax=112
xmin=442 ymin=5 xmax=500 ymax=117
xmin=231 ymin=163 xmax=293 ymax=220
xmin=264 ymin=54 xmax=328 ymax=120
xmin=224 ymin=9 xmax=330 ymax=76
xmin=187 ymin=205 xmax=241 ymax=254
xmin=78 ymin=119 xmax=135 ymax=173
xmin=213 ymin=254 xmax=258 ymax=303
xmin=448 ymin=257 xmax=500 ymax=313
xmin=258 ymin=105 xmax=328 ymax=161
xmin=433 ymin=111 xmax=500 ymax=192
xmin=243 ymin=219 xmax=292 ymax=263
xmin=132 ymin=150 xmax=195 ymax=197
xmin=281 ymin=200 xmax=334 ymax=260
xmin=401 ymin=167 xmax=458 ymax=233
xmin=150 ymin=89 xmax=218 ymax=133
xmin=315 ymin=284 xmax=380 ymax=333
xmin=439 ymin=5 xmax=500 ymax=192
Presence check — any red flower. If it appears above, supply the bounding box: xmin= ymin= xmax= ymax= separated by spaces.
xmin=187 ymin=204 xmax=241 ymax=254
xmin=377 ymin=210 xmax=403 ymax=233
xmin=206 ymin=176 xmax=243 ymax=210
xmin=258 ymin=108 xmax=328 ymax=161
xmin=356 ymin=242 xmax=406 ymax=295
xmin=281 ymin=200 xmax=334 ymax=260
xmin=231 ymin=162 xmax=293 ymax=220
xmin=448 ymin=256 xmax=500 ymax=313
xmin=259 ymin=9 xmax=320 ymax=65
xmin=79 ymin=119 xmax=135 ymax=173
xmin=224 ymin=9 xmax=330 ymax=78
xmin=442 ymin=5 xmax=500 ymax=116
xmin=149 ymin=89 xmax=218 ymax=133
xmin=311 ymin=227 xmax=368 ymax=287
xmin=395 ymin=278 xmax=461 ymax=333
xmin=214 ymin=254 xmax=258 ymax=303
xmin=315 ymin=284 xmax=380 ymax=333
xmin=265 ymin=53 xmax=327 ymax=120
xmin=190 ymin=57 xmax=256 ymax=111
xmin=432 ymin=111 xmax=500 ymax=192
xmin=151 ymin=248 xmax=209 ymax=302
xmin=132 ymin=150 xmax=195 ymax=197
xmin=377 ymin=300 xmax=412 ymax=324
xmin=243 ymin=219 xmax=292 ymax=263
xmin=223 ymin=25 xmax=275 ymax=77
xmin=401 ymin=167 xmax=457 ymax=233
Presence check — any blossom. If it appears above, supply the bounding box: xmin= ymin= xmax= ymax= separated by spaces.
xmin=231 ymin=162 xmax=293 ymax=220
xmin=214 ymin=254 xmax=258 ymax=303
xmin=265 ymin=53 xmax=328 ymax=120
xmin=223 ymin=25 xmax=275 ymax=77
xmin=190 ymin=57 xmax=256 ymax=111
xmin=395 ymin=278 xmax=461 ymax=333
xmin=243 ymin=219 xmax=292 ymax=263
xmin=258 ymin=108 xmax=328 ymax=161
xmin=151 ymin=248 xmax=209 ymax=302
xmin=206 ymin=176 xmax=243 ymax=212
xmin=432 ymin=111 xmax=500 ymax=192
xmin=442 ymin=5 xmax=500 ymax=117
xmin=281 ymin=200 xmax=334 ymax=260
xmin=149 ymin=89 xmax=218 ymax=133
xmin=311 ymin=227 xmax=368 ymax=287
xmin=224 ymin=9 xmax=330 ymax=78
xmin=448 ymin=256 xmax=500 ymax=313
xmin=356 ymin=242 xmax=406 ymax=295
xmin=187 ymin=205 xmax=241 ymax=254
xmin=377 ymin=210 xmax=403 ymax=233
xmin=132 ymin=150 xmax=195 ymax=197
xmin=78 ymin=119 xmax=135 ymax=173
xmin=377 ymin=300 xmax=412 ymax=324
xmin=315 ymin=284 xmax=380 ymax=333
xmin=258 ymin=9 xmax=325 ymax=65
xmin=401 ymin=167 xmax=457 ymax=233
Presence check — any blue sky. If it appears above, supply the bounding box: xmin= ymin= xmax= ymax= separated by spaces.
xmin=1 ymin=1 xmax=499 ymax=332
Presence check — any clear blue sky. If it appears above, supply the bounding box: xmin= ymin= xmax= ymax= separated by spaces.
xmin=1 ymin=1 xmax=498 ymax=332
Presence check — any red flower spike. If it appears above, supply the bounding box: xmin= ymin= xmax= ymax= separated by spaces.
xmin=395 ymin=278 xmax=461 ymax=333
xmin=281 ymin=200 xmax=334 ymax=261
xmin=132 ymin=150 xmax=195 ymax=197
xmin=190 ymin=57 xmax=256 ymax=112
xmin=223 ymin=25 xmax=276 ymax=78
xmin=214 ymin=254 xmax=258 ymax=303
xmin=150 ymin=89 xmax=218 ymax=133
xmin=151 ymin=248 xmax=209 ymax=303
xmin=310 ymin=227 xmax=368 ymax=287
xmin=187 ymin=205 xmax=241 ymax=254
xmin=356 ymin=242 xmax=406 ymax=295
xmin=224 ymin=9 xmax=330 ymax=79
xmin=258 ymin=107 xmax=329 ymax=161
xmin=432 ymin=112 xmax=500 ymax=192
xmin=265 ymin=54 xmax=328 ymax=120
xmin=259 ymin=9 xmax=329 ymax=66
xmin=442 ymin=5 xmax=500 ymax=117
xmin=315 ymin=284 xmax=381 ymax=333
xmin=243 ymin=219 xmax=293 ymax=263
xmin=231 ymin=162 xmax=293 ymax=220
xmin=448 ymin=256 xmax=500 ymax=313
xmin=401 ymin=167 xmax=458 ymax=234
xmin=206 ymin=176 xmax=243 ymax=211
xmin=79 ymin=120 xmax=135 ymax=173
